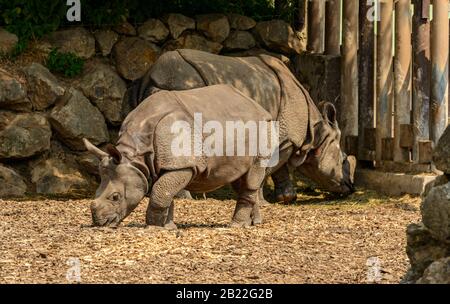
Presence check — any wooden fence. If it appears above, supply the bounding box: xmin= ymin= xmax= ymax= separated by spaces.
xmin=306 ymin=0 xmax=449 ymax=171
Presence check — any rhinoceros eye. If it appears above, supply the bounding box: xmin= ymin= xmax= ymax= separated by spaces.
xmin=109 ymin=192 xmax=121 ymax=202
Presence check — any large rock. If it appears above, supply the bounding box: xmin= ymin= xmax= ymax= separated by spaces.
xmin=417 ymin=257 xmax=450 ymax=284
xmin=405 ymin=223 xmax=449 ymax=282
xmin=0 ymin=112 xmax=51 ymax=159
xmin=196 ymin=14 xmax=230 ymax=43
xmin=163 ymin=33 xmax=223 ymax=54
xmin=0 ymin=164 xmax=27 ymax=197
xmin=113 ymin=37 xmax=160 ymax=80
xmin=253 ymin=20 xmax=303 ymax=54
xmin=49 ymin=88 xmax=109 ymax=150
xmin=223 ymin=30 xmax=256 ymax=51
xmin=113 ymin=21 xmax=136 ymax=36
xmin=31 ymin=156 xmax=94 ymax=196
xmin=0 ymin=27 xmax=18 ymax=55
xmin=94 ymin=29 xmax=119 ymax=56
xmin=23 ymin=63 xmax=65 ymax=110
xmin=163 ymin=13 xmax=196 ymax=39
xmin=79 ymin=63 xmax=127 ymax=125
xmin=433 ymin=126 xmax=450 ymax=174
xmin=0 ymin=68 xmax=31 ymax=111
xmin=138 ymin=19 xmax=169 ymax=43
xmin=47 ymin=27 xmax=95 ymax=59
xmin=227 ymin=14 xmax=256 ymax=30
xmin=421 ymin=182 xmax=450 ymax=242
xmin=77 ymin=152 xmax=100 ymax=175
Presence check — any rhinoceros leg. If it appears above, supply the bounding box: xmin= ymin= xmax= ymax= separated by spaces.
xmin=271 ymin=164 xmax=297 ymax=203
xmin=175 ymin=190 xmax=193 ymax=200
xmin=231 ymin=163 xmax=265 ymax=228
xmin=146 ymin=168 xmax=193 ymax=229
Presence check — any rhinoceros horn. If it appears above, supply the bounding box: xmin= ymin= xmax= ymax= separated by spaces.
xmin=83 ymin=138 xmax=108 ymax=159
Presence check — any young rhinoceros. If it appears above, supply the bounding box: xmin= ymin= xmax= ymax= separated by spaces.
xmin=84 ymin=85 xmax=277 ymax=229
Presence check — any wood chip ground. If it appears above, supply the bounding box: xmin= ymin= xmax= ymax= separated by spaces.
xmin=0 ymin=189 xmax=420 ymax=284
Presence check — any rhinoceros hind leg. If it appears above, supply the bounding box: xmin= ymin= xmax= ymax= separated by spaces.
xmin=257 ymin=187 xmax=271 ymax=207
xmin=232 ymin=179 xmax=270 ymax=207
xmin=272 ymin=164 xmax=297 ymax=204
xmin=230 ymin=190 xmax=263 ymax=228
xmin=147 ymin=169 xmax=192 ymax=229
xmin=175 ymin=190 xmax=193 ymax=200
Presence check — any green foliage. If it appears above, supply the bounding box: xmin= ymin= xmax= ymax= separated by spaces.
xmin=46 ymin=48 xmax=84 ymax=78
xmin=0 ymin=0 xmax=299 ymax=55
xmin=0 ymin=0 xmax=66 ymax=56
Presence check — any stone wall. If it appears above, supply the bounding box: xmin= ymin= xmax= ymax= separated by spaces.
xmin=0 ymin=13 xmax=306 ymax=198
xmin=404 ymin=126 xmax=450 ymax=283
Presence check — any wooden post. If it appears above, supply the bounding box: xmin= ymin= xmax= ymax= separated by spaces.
xmin=412 ymin=0 xmax=431 ymax=163
xmin=430 ymin=0 xmax=449 ymax=144
xmin=376 ymin=0 xmax=394 ymax=163
xmin=296 ymin=0 xmax=307 ymax=31
xmin=358 ymin=1 xmax=375 ymax=161
xmin=394 ymin=0 xmax=412 ymax=162
xmin=325 ymin=0 xmax=341 ymax=55
xmin=308 ymin=0 xmax=325 ymax=53
xmin=341 ymin=0 xmax=359 ymax=150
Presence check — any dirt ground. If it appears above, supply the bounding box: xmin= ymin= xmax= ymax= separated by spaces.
xmin=0 ymin=187 xmax=420 ymax=284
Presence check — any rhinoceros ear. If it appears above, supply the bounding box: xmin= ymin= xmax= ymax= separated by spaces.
xmin=83 ymin=138 xmax=108 ymax=159
xmin=318 ymin=101 xmax=337 ymax=126
xmin=106 ymin=144 xmax=122 ymax=164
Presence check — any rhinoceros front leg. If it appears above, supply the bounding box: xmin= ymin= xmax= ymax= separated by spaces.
xmin=146 ymin=168 xmax=193 ymax=230
xmin=271 ymin=164 xmax=297 ymax=204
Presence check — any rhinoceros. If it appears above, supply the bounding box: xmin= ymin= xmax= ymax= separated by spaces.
xmin=85 ymin=85 xmax=279 ymax=228
xmin=125 ymin=49 xmax=356 ymax=202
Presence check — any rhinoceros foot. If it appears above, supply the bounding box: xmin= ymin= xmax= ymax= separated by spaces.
xmin=230 ymin=200 xmax=262 ymax=228
xmin=275 ymin=182 xmax=297 ymax=204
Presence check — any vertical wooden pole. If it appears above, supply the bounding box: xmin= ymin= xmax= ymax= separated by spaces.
xmin=341 ymin=0 xmax=359 ymax=149
xmin=430 ymin=0 xmax=449 ymax=144
xmin=394 ymin=0 xmax=412 ymax=162
xmin=296 ymin=0 xmax=307 ymax=31
xmin=308 ymin=0 xmax=325 ymax=53
xmin=358 ymin=1 xmax=375 ymax=161
xmin=376 ymin=0 xmax=394 ymax=163
xmin=325 ymin=0 xmax=341 ymax=55
xmin=412 ymin=0 xmax=431 ymax=162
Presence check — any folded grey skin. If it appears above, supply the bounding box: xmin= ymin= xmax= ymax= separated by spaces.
xmin=86 ymin=83 xmax=354 ymax=228
xmin=125 ymin=49 xmax=356 ymax=202
xmin=85 ymin=85 xmax=273 ymax=228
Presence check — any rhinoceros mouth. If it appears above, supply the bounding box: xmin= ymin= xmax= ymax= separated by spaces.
xmin=92 ymin=213 xmax=120 ymax=228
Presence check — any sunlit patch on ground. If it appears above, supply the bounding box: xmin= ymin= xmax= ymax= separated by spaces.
xmin=0 ymin=189 xmax=420 ymax=284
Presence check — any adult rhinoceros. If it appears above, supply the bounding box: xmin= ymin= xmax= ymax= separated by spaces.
xmin=124 ymin=49 xmax=356 ymax=203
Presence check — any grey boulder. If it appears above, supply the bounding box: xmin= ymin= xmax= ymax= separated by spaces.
xmin=138 ymin=19 xmax=169 ymax=43
xmin=163 ymin=13 xmax=196 ymax=39
xmin=23 ymin=63 xmax=65 ymax=111
xmin=49 ymin=88 xmax=109 ymax=150
xmin=0 ymin=164 xmax=27 ymax=197
xmin=0 ymin=68 xmax=31 ymax=111
xmin=79 ymin=63 xmax=127 ymax=125
xmin=433 ymin=126 xmax=450 ymax=174
xmin=0 ymin=112 xmax=51 ymax=159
